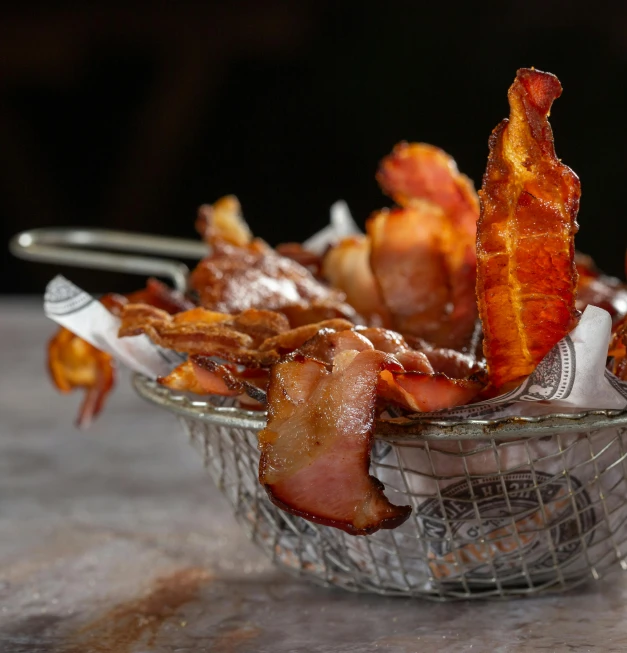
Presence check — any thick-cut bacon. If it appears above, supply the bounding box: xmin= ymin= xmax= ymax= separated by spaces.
xmin=259 ymin=351 xmax=411 ymax=535
xmin=368 ymin=143 xmax=480 ymax=349
xmin=290 ymin=327 xmax=481 ymax=414
xmin=476 ymin=68 xmax=581 ymax=390
xmin=322 ymin=236 xmax=392 ymax=327
xmin=48 ymin=327 xmax=115 ymax=429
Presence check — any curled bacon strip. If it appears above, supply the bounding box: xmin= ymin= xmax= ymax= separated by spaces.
xmin=378 ymin=371 xmax=483 ymax=413
xmin=47 ymin=280 xmax=190 ymax=428
xmin=259 ymin=351 xmax=411 ymax=535
xmin=195 ymin=195 xmax=252 ymax=247
xmin=322 ymin=236 xmax=392 ymax=327
xmin=48 ymin=327 xmax=115 ymax=429
xmin=118 ymin=303 xmax=354 ymax=367
xmin=190 ymin=241 xmax=352 ymax=316
xmin=368 ymin=204 xmax=450 ymax=343
xmin=159 ymin=357 xmax=268 ymax=404
xmin=159 ymin=359 xmax=239 ymax=396
xmin=190 ymin=196 xmax=354 ymax=320
xmin=476 ymin=68 xmax=581 ymax=390
xmin=368 ymin=143 xmax=480 ymax=349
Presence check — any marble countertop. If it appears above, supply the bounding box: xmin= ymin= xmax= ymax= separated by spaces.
xmin=2 ymin=299 xmax=627 ymax=653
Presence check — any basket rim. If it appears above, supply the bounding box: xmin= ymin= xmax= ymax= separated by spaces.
xmin=132 ymin=374 xmax=627 ymax=441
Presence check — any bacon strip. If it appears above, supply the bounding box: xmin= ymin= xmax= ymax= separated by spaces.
xmin=378 ymin=371 xmax=483 ymax=413
xmin=576 ymin=252 xmax=627 ymax=323
xmin=259 ymin=351 xmax=411 ymax=535
xmin=377 ymin=142 xmax=479 ymax=232
xmin=368 ymin=143 xmax=480 ymax=349
xmin=47 ymin=280 xmax=190 ymax=428
xmin=48 ymin=327 xmax=115 ymax=429
xmin=119 ymin=304 xmax=355 ymax=368
xmin=159 ymin=357 xmax=269 ymax=403
xmin=159 ymin=359 xmax=239 ymax=396
xmin=195 ymin=195 xmax=252 ymax=247
xmin=322 ymin=236 xmax=392 ymax=327
xmin=190 ymin=242 xmax=351 ymax=314
xmin=476 ymin=68 xmax=581 ymax=390
xmin=368 ymin=205 xmax=450 ymax=341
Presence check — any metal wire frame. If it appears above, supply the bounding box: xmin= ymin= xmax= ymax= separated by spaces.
xmin=134 ymin=375 xmax=627 ymax=599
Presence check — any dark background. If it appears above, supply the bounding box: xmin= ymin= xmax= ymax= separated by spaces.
xmin=2 ymin=1 xmax=627 ymax=294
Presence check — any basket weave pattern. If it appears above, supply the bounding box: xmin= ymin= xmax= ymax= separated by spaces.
xmin=180 ymin=414 xmax=627 ymax=599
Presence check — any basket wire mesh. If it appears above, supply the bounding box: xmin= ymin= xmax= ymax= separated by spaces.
xmin=133 ymin=375 xmax=627 ymax=599
xmin=16 ymin=226 xmax=627 ymax=598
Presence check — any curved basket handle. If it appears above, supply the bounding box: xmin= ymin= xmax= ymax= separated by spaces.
xmin=9 ymin=227 xmax=209 ymax=293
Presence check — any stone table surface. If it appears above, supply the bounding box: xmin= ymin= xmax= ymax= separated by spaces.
xmin=2 ymin=299 xmax=627 ymax=653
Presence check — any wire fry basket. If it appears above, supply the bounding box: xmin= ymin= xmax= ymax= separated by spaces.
xmin=134 ymin=374 xmax=627 ymax=600
xmin=11 ymin=226 xmax=627 ymax=599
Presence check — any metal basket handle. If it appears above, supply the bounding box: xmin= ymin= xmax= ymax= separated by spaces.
xmin=9 ymin=227 xmax=209 ymax=293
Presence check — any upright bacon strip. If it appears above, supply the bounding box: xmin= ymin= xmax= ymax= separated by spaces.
xmin=259 ymin=351 xmax=411 ymax=535
xmin=368 ymin=144 xmax=480 ymax=349
xmin=476 ymin=68 xmax=581 ymax=389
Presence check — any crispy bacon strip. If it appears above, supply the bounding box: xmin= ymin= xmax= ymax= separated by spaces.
xmin=48 ymin=327 xmax=115 ymax=429
xmin=369 ymin=143 xmax=480 ymax=349
xmin=322 ymin=236 xmax=392 ymax=327
xmin=159 ymin=360 xmax=239 ymax=396
xmin=258 ymin=318 xmax=354 ymax=356
xmin=195 ymin=195 xmax=252 ymax=247
xmin=119 ymin=305 xmax=289 ymax=365
xmin=124 ymin=278 xmax=195 ymax=314
xmin=190 ymin=242 xmax=350 ymax=315
xmin=259 ymin=351 xmax=411 ymax=535
xmin=378 ymin=371 xmax=483 ymax=413
xmin=476 ymin=68 xmax=581 ymax=390
xmin=159 ymin=357 xmax=269 ymax=404
xmin=192 ymin=357 xmax=269 ymax=402
xmin=119 ymin=304 xmax=355 ymax=368
xmin=377 ymin=142 xmax=479 ymax=236
xmin=276 ymin=242 xmax=323 ymax=277
xmin=47 ymin=280 xmax=190 ymax=428
xmin=192 ymin=195 xmax=357 ymax=321
xmin=277 ymin=301 xmax=360 ymax=328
